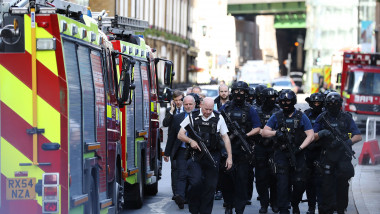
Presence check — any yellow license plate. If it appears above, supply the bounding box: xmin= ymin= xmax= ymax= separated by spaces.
xmin=6 ymin=178 xmax=36 ymax=200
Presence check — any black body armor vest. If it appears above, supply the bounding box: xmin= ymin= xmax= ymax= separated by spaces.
xmin=304 ymin=108 xmax=319 ymax=127
xmin=191 ymin=110 xmax=220 ymax=151
xmin=224 ymin=101 xmax=252 ymax=133
xmin=254 ymin=105 xmax=280 ymax=145
xmin=275 ymin=110 xmax=307 ymax=147
xmin=317 ymin=111 xmax=352 ymax=141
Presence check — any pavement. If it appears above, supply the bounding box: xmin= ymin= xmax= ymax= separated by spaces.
xmin=351 ymin=137 xmax=380 ymax=214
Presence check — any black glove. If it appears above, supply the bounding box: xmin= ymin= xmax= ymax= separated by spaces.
xmin=329 ymin=140 xmax=340 ymax=149
xmin=294 ymin=147 xmax=302 ymax=155
xmin=318 ymin=130 xmax=332 ymax=138
xmin=345 ymin=139 xmax=353 ymax=146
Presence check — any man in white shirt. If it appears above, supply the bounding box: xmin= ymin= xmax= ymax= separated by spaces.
xmin=178 ymin=97 xmax=233 ymax=214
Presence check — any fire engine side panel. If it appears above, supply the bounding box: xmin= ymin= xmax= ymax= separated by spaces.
xmin=141 ymin=62 xmax=151 ymax=170
xmin=126 ymin=84 xmax=136 ymax=171
xmin=134 ymin=61 xmax=144 ymax=151
xmin=90 ymin=51 xmax=107 ymax=193
xmin=62 ymin=40 xmax=84 ymax=200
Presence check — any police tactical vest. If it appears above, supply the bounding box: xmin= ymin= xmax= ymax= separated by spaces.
xmin=275 ymin=110 xmax=306 ymax=147
xmin=304 ymin=108 xmax=319 ymax=127
xmin=191 ymin=110 xmax=220 ymax=151
xmin=317 ymin=111 xmax=352 ymax=141
xmin=224 ymin=101 xmax=252 ymax=133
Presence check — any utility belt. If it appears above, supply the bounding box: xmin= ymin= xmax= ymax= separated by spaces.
xmin=316 ymin=150 xmax=355 ymax=179
xmin=184 ymin=145 xmax=218 ymax=161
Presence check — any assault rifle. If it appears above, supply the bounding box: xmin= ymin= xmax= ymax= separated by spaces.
xmin=185 ymin=124 xmax=217 ymax=167
xmin=321 ymin=115 xmax=356 ymax=159
xmin=279 ymin=119 xmax=297 ymax=170
xmin=222 ymin=110 xmax=254 ymax=156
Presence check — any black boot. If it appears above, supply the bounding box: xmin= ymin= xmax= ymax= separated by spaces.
xmin=271 ymin=204 xmax=279 ymax=213
xmin=292 ymin=205 xmax=300 ymax=214
xmin=225 ymin=207 xmax=233 ymax=214
xmin=306 ymin=206 xmax=315 ymax=214
xmin=259 ymin=206 xmax=268 ymax=213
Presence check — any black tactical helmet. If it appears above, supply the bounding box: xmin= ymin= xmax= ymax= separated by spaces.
xmin=278 ymin=89 xmax=297 ymax=105
xmin=262 ymin=88 xmax=278 ymax=98
xmin=188 ymin=93 xmax=201 ymax=108
xmin=231 ymin=81 xmax=249 ymax=93
xmin=306 ymin=92 xmax=324 ymax=113
xmin=262 ymin=88 xmax=278 ymax=109
xmin=325 ymin=92 xmax=342 ymax=115
xmin=246 ymin=87 xmax=255 ymax=104
xmin=325 ymin=92 xmax=342 ymax=105
xmin=323 ymin=89 xmax=336 ymax=98
xmin=254 ymin=84 xmax=267 ymax=105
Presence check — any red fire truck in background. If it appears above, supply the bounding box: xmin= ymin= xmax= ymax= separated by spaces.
xmin=338 ymin=52 xmax=380 ymax=128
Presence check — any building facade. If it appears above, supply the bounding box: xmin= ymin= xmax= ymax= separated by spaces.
xmin=86 ymin=0 xmax=196 ymax=84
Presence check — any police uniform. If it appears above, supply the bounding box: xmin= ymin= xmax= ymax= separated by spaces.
xmin=219 ymin=100 xmax=261 ymax=214
xmin=313 ymin=106 xmax=360 ymax=214
xmin=303 ymin=92 xmax=325 ymax=214
xmin=254 ymin=88 xmax=281 ymax=213
xmin=266 ymin=109 xmax=313 ymax=214
xmin=180 ymin=109 xmax=228 ymax=214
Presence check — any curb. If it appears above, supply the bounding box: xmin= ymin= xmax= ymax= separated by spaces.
xmin=352 ymin=164 xmax=370 ymax=214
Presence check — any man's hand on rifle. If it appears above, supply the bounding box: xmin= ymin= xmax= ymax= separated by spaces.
xmin=225 ymin=157 xmax=233 ymax=170
xmin=345 ymin=139 xmax=353 ymax=146
xmin=190 ymin=140 xmax=201 ymax=151
xmin=318 ymin=129 xmax=332 ymax=138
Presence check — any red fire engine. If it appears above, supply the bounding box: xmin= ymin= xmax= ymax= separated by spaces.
xmin=0 ymin=0 xmax=174 ymax=213
xmin=339 ymin=52 xmax=380 ymax=127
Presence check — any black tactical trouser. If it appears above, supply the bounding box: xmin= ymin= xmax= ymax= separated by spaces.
xmin=274 ymin=149 xmax=307 ymax=214
xmin=220 ymin=159 xmax=250 ymax=214
xmin=255 ymin=143 xmax=277 ymax=208
xmin=170 ymin=159 xmax=177 ymax=196
xmin=305 ymin=148 xmax=322 ymax=210
xmin=187 ymin=151 xmax=221 ymax=214
xmin=319 ymin=152 xmax=354 ymax=214
xmin=175 ymin=148 xmax=188 ymax=199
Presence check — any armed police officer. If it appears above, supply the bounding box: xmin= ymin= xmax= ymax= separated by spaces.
xmin=178 ymin=97 xmax=233 ymax=214
xmin=246 ymin=87 xmax=255 ymax=105
xmin=313 ymin=92 xmax=362 ymax=214
xmin=303 ymin=92 xmax=325 ymax=214
xmin=219 ymin=81 xmax=261 ymax=214
xmin=254 ymin=88 xmax=281 ymax=213
xmin=262 ymin=89 xmax=314 ymax=214
xmin=253 ymin=85 xmax=267 ymax=107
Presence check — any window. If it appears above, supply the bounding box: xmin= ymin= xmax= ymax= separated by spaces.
xmin=346 ymin=71 xmax=380 ymax=96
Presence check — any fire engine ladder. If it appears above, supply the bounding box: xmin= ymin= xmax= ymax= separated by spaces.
xmin=93 ymin=12 xmax=149 ymax=36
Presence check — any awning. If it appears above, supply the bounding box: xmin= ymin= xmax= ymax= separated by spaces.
xmin=274 ymin=13 xmax=306 ymax=29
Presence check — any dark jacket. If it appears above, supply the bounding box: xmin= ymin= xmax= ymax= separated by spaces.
xmin=164 ymin=112 xmax=187 ymax=159
xmin=163 ymin=107 xmax=181 ymax=128
xmin=214 ymin=96 xmax=227 ymax=111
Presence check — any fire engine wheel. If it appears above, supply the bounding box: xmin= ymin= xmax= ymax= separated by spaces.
xmin=87 ymin=176 xmax=99 ymax=214
xmin=113 ymin=168 xmax=124 ymax=213
xmin=124 ymin=159 xmax=144 ymax=209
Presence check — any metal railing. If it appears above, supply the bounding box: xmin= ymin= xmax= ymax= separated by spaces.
xmin=365 ymin=117 xmax=380 ymax=142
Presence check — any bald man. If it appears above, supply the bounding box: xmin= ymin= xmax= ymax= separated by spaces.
xmin=178 ymin=97 xmax=233 ymax=214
